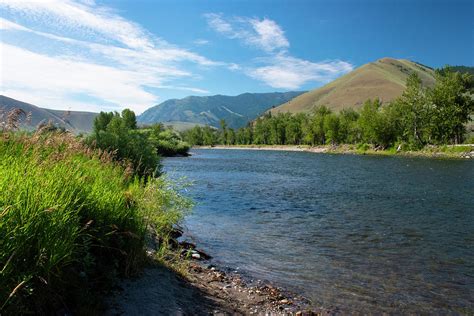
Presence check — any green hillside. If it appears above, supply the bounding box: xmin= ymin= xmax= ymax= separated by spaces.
xmin=270 ymin=58 xmax=436 ymax=114
xmin=138 ymin=91 xmax=305 ymax=129
xmin=0 ymin=95 xmax=97 ymax=133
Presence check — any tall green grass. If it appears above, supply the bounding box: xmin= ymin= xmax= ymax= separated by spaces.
xmin=0 ymin=131 xmax=190 ymax=314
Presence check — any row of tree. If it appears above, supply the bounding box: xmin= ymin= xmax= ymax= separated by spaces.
xmin=182 ymin=68 xmax=473 ymax=149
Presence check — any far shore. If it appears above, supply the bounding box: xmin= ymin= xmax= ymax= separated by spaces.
xmin=193 ymin=144 xmax=474 ymax=159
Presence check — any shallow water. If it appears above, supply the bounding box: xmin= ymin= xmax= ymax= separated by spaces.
xmin=164 ymin=149 xmax=474 ymax=313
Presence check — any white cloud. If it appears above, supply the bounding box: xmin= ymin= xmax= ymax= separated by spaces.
xmin=228 ymin=63 xmax=241 ymax=71
xmin=205 ymin=13 xmax=353 ymax=89
xmin=193 ymin=39 xmax=210 ymax=46
xmin=1 ymin=0 xmax=154 ymax=49
xmin=204 ymin=13 xmax=289 ymax=53
xmin=247 ymin=18 xmax=289 ymax=52
xmin=248 ymin=55 xmax=353 ymax=89
xmin=0 ymin=1 xmax=220 ymax=113
xmin=204 ymin=13 xmax=234 ymax=35
xmin=1 ymin=44 xmax=159 ymax=112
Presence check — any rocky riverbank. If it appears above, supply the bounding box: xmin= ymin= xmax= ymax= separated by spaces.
xmin=106 ymin=230 xmax=331 ymax=315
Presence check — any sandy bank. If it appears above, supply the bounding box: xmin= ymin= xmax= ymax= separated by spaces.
xmin=194 ymin=144 xmax=474 ymax=159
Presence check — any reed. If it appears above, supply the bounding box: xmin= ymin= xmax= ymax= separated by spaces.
xmin=0 ymin=127 xmax=189 ymax=314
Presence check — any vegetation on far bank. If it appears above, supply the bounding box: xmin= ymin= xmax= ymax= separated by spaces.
xmin=183 ymin=68 xmax=474 ymax=153
xmin=0 ymin=112 xmax=191 ymax=314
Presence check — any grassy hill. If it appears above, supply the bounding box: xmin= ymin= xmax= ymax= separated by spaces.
xmin=0 ymin=95 xmax=97 ymax=133
xmin=137 ymin=91 xmax=305 ymax=129
xmin=270 ymin=58 xmax=436 ymax=114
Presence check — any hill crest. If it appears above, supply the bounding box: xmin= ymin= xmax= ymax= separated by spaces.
xmin=270 ymin=58 xmax=436 ymax=114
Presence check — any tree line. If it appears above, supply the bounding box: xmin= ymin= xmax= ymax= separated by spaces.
xmin=182 ymin=68 xmax=473 ymax=149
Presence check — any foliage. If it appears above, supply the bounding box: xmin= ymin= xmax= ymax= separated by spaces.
xmin=183 ymin=68 xmax=473 ymax=149
xmin=141 ymin=124 xmax=190 ymax=156
xmin=0 ymin=131 xmax=190 ymax=314
xmin=87 ymin=110 xmax=160 ymax=178
xmin=181 ymin=125 xmax=219 ymax=146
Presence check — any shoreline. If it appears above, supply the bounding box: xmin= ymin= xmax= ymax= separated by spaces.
xmin=106 ymin=231 xmax=325 ymax=315
xmin=193 ymin=144 xmax=474 ymax=159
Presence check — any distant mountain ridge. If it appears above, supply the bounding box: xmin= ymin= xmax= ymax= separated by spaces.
xmin=270 ymin=58 xmax=437 ymax=114
xmin=0 ymin=95 xmax=97 ymax=133
xmin=137 ymin=91 xmax=305 ymax=129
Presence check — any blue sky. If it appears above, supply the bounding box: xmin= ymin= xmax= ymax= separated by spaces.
xmin=1 ymin=0 xmax=473 ymax=113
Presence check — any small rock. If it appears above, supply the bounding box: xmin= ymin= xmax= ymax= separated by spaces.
xmin=191 ymin=253 xmax=201 ymax=260
xmin=279 ymin=299 xmax=289 ymax=304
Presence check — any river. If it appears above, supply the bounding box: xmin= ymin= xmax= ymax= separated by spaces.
xmin=164 ymin=149 xmax=474 ymax=313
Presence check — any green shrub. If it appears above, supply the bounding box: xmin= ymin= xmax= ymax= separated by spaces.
xmin=0 ymin=132 xmax=189 ymax=314
xmin=145 ymin=125 xmax=190 ymax=157
xmin=86 ymin=110 xmax=160 ymax=178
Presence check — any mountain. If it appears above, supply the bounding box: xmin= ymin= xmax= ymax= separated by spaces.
xmin=270 ymin=58 xmax=436 ymax=114
xmin=0 ymin=95 xmax=97 ymax=133
xmin=138 ymin=91 xmax=305 ymax=129
xmin=449 ymin=66 xmax=474 ymax=76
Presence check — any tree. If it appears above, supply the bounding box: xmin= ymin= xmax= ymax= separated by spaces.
xmin=339 ymin=108 xmax=360 ymax=143
xmin=429 ymin=68 xmax=474 ymax=144
xmin=311 ymin=106 xmax=331 ymax=145
xmin=93 ymin=111 xmax=115 ymax=133
xmin=86 ymin=109 xmax=160 ymax=178
xmin=393 ymin=73 xmax=430 ymax=147
xmin=219 ymin=119 xmax=228 ymax=145
xmin=121 ymin=108 xmax=137 ymax=130
xmin=227 ymin=128 xmax=236 ymax=145
xmin=324 ymin=113 xmax=341 ymax=144
xmin=358 ymin=99 xmax=395 ymax=147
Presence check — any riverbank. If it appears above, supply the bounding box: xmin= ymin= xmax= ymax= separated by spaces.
xmin=106 ymin=232 xmax=324 ymax=315
xmin=194 ymin=144 xmax=474 ymax=159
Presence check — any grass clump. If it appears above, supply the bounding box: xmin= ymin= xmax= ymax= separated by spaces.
xmin=0 ymin=131 xmax=190 ymax=314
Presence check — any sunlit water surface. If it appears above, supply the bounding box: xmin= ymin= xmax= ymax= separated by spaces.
xmin=164 ymin=149 xmax=474 ymax=313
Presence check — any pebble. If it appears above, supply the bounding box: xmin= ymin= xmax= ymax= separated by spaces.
xmin=191 ymin=253 xmax=201 ymax=259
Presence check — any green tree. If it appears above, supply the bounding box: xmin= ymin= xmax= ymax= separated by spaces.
xmin=219 ymin=119 xmax=228 ymax=145
xmin=339 ymin=108 xmax=360 ymax=143
xmin=393 ymin=73 xmax=430 ymax=147
xmin=121 ymin=108 xmax=137 ymax=130
xmin=311 ymin=106 xmax=331 ymax=145
xmin=324 ymin=113 xmax=341 ymax=144
xmin=429 ymin=67 xmax=474 ymax=144
xmin=358 ymin=99 xmax=395 ymax=147
xmin=93 ymin=111 xmax=115 ymax=133
xmin=86 ymin=110 xmax=159 ymax=177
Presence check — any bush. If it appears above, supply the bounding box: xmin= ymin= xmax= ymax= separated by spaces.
xmin=86 ymin=110 xmax=160 ymax=178
xmin=0 ymin=131 xmax=190 ymax=314
xmin=145 ymin=125 xmax=190 ymax=157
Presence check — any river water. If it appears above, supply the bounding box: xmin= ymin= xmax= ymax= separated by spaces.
xmin=163 ymin=149 xmax=474 ymax=313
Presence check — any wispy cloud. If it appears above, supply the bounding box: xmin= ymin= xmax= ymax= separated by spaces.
xmin=0 ymin=1 xmax=218 ymax=113
xmin=248 ymin=55 xmax=353 ymax=89
xmin=193 ymin=39 xmax=210 ymax=46
xmin=204 ymin=13 xmax=352 ymax=89
xmin=204 ymin=13 xmax=289 ymax=52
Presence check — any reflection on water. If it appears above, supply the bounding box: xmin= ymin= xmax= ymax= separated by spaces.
xmin=164 ymin=149 xmax=474 ymax=313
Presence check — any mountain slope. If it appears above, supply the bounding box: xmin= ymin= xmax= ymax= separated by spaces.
xmin=138 ymin=91 xmax=305 ymax=129
xmin=0 ymin=95 xmax=97 ymax=133
xmin=270 ymin=58 xmax=436 ymax=114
